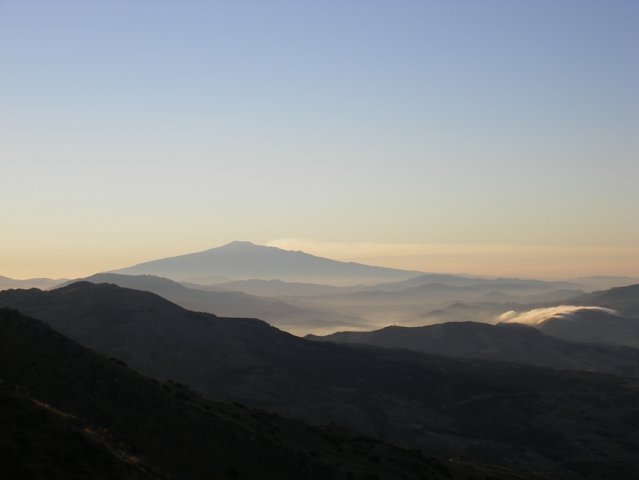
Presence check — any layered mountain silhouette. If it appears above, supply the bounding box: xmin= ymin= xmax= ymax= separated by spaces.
xmin=308 ymin=321 xmax=639 ymax=376
xmin=362 ymin=273 xmax=583 ymax=292
xmin=567 ymin=276 xmax=639 ymax=290
xmin=320 ymin=283 xmax=583 ymax=308
xmin=502 ymin=307 xmax=639 ymax=348
xmin=537 ymin=309 xmax=639 ymax=348
xmin=495 ymin=286 xmax=639 ymax=348
xmin=112 ymin=241 xmax=423 ymax=284
xmin=0 ymin=275 xmax=65 ymax=291
xmin=269 ymin=274 xmax=588 ymax=331
xmin=2 ymin=282 xmax=639 ymax=479
xmin=55 ymin=273 xmax=364 ymax=333
xmin=1 ymin=308 xmax=484 ymax=480
xmin=570 ymin=284 xmax=639 ymax=317
xmin=103 ymin=242 xmax=639 ymax=336
xmin=323 ymin=274 xmax=586 ymax=305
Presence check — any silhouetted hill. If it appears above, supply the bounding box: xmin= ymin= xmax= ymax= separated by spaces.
xmin=0 ymin=308 xmax=490 ymax=480
xmin=498 ymin=284 xmax=639 ymax=348
xmin=537 ymin=309 xmax=639 ymax=348
xmin=55 ymin=273 xmax=363 ymax=333
xmin=2 ymin=283 xmax=639 ymax=479
xmin=113 ymin=241 xmax=422 ymax=285
xmin=569 ymin=284 xmax=639 ymax=317
xmin=307 ymin=321 xmax=639 ymax=376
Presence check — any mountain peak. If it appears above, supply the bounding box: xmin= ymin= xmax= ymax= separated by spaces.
xmin=114 ymin=241 xmax=423 ymax=285
xmin=218 ymin=240 xmax=262 ymax=250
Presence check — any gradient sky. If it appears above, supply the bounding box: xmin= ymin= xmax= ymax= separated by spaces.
xmin=1 ymin=0 xmax=638 ymax=279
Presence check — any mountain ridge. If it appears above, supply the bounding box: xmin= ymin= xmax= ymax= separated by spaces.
xmin=53 ymin=273 xmax=366 ymax=333
xmin=112 ymin=241 xmax=424 ymax=285
xmin=307 ymin=320 xmax=639 ymax=376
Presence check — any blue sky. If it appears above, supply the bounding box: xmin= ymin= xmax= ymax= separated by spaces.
xmin=1 ymin=0 xmax=637 ymax=278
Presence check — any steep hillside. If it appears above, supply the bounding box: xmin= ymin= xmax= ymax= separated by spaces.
xmin=0 ymin=384 xmax=161 ymax=480
xmin=0 ymin=308 xmax=490 ymax=480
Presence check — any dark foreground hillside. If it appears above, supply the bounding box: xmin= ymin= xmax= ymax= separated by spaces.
xmin=0 ymin=308 xmax=512 ymax=480
xmin=2 ymin=283 xmax=639 ymax=479
xmin=0 ymin=384 xmax=162 ymax=480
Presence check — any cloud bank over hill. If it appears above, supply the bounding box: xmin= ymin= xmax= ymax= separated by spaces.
xmin=497 ymin=305 xmax=620 ymax=326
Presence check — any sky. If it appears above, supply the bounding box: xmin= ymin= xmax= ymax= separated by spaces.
xmin=1 ymin=0 xmax=638 ymax=279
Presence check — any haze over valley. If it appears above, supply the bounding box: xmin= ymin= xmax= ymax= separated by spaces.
xmin=4 ymin=241 xmax=637 ymax=336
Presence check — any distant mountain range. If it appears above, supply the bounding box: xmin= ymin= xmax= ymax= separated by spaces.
xmin=55 ymin=273 xmax=365 ymax=333
xmin=46 ymin=271 xmax=590 ymax=336
xmin=4 ymin=244 xmax=637 ymax=297
xmin=112 ymin=240 xmax=424 ymax=285
xmin=359 ymin=273 xmax=584 ymax=292
xmin=567 ymin=276 xmax=639 ymax=290
xmin=2 ymin=282 xmax=639 ymax=479
xmin=0 ymin=275 xmax=67 ymax=291
xmin=4 ymin=243 xmax=636 ymax=336
xmin=293 ymin=281 xmax=639 ymax=351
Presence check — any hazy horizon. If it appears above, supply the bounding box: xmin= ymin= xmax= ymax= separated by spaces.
xmin=2 ymin=238 xmax=637 ymax=281
xmin=2 ymin=1 xmax=637 ymax=280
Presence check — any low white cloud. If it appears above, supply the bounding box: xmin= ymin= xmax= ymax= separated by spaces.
xmin=497 ymin=305 xmax=620 ymax=326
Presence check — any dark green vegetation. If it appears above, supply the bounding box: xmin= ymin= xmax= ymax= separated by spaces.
xmin=308 ymin=321 xmax=639 ymax=377
xmin=2 ymin=283 xmax=639 ymax=479
xmin=0 ymin=308 xmax=509 ymax=480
